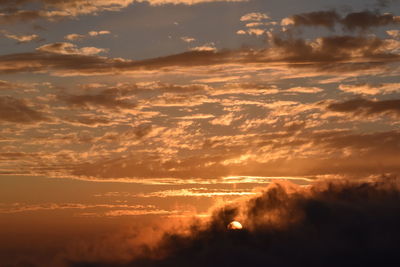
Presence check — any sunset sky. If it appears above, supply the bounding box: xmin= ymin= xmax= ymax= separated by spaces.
xmin=1 ymin=0 xmax=400 ymax=265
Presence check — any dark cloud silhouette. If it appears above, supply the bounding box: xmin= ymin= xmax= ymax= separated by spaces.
xmin=70 ymin=177 xmax=400 ymax=267
xmin=342 ymin=11 xmax=400 ymax=31
xmin=328 ymin=98 xmax=400 ymax=117
xmin=0 ymin=96 xmax=49 ymax=124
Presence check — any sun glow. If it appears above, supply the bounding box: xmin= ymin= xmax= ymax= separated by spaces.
xmin=228 ymin=221 xmax=243 ymax=230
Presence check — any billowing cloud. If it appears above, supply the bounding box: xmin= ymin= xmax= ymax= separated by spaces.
xmin=342 ymin=11 xmax=400 ymax=31
xmin=71 ymin=178 xmax=400 ymax=267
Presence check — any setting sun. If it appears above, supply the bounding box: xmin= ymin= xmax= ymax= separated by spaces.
xmin=228 ymin=221 xmax=243 ymax=230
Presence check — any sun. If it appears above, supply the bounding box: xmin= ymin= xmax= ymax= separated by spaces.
xmin=227 ymin=221 xmax=243 ymax=230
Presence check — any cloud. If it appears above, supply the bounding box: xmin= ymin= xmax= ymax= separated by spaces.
xmin=0 ymin=96 xmax=49 ymax=124
xmin=64 ymin=34 xmax=86 ymax=41
xmin=190 ymin=43 xmax=216 ymax=52
xmin=0 ymin=0 xmax=248 ymax=24
xmin=0 ymin=49 xmax=229 ymax=76
xmin=0 ymin=80 xmax=23 ymax=90
xmin=0 ymin=9 xmax=41 ymax=24
xmin=237 ymin=28 xmax=265 ymax=36
xmin=342 ymin=11 xmax=400 ymax=31
xmin=71 ymin=177 xmax=400 ymax=267
xmin=282 ymin=10 xmax=400 ymax=31
xmin=61 ymin=114 xmax=114 ymax=127
xmin=37 ymin=42 xmax=108 ymax=56
xmin=69 ymin=128 xmax=400 ymax=180
xmin=240 ymin=12 xmax=270 ymax=22
xmin=60 ymin=92 xmax=137 ymax=111
xmin=0 ymin=32 xmax=398 ymax=76
xmin=64 ymin=30 xmax=111 ymax=41
xmin=281 ymin=10 xmax=340 ymax=29
xmin=285 ymin=86 xmax=323 ymax=93
xmin=0 ymin=202 xmax=154 ymax=214
xmin=181 ymin=36 xmax=196 ymax=43
xmin=338 ymin=83 xmax=400 ymax=95
xmin=88 ymin=30 xmax=111 ymax=36
xmin=114 ymin=188 xmax=256 ymax=198
xmin=269 ymin=34 xmax=400 ymax=66
xmin=376 ymin=0 xmax=398 ymax=7
xmin=1 ymin=31 xmax=40 ymax=43
xmin=387 ymin=29 xmax=400 ymax=38
xmin=328 ymin=98 xmax=400 ymax=117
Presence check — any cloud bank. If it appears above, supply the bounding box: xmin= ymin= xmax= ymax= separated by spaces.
xmin=69 ymin=177 xmax=400 ymax=267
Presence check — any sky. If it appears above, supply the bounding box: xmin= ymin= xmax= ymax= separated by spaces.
xmin=0 ymin=0 xmax=400 ymax=266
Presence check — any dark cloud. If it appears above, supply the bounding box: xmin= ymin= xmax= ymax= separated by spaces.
xmin=0 ymin=0 xmax=123 ymax=24
xmin=61 ymin=92 xmax=137 ymax=111
xmin=0 ymin=50 xmax=232 ymax=75
xmin=61 ymin=115 xmax=113 ymax=127
xmin=342 ymin=11 xmax=400 ymax=31
xmin=328 ymin=98 xmax=400 ymax=117
xmin=284 ymin=10 xmax=400 ymax=31
xmin=133 ymin=125 xmax=153 ymax=139
xmin=0 ymin=96 xmax=49 ymax=124
xmin=376 ymin=0 xmax=399 ymax=7
xmin=0 ymin=9 xmax=41 ymax=24
xmin=283 ymin=10 xmax=340 ymax=29
xmin=71 ymin=177 xmax=400 ymax=267
xmin=271 ymin=35 xmax=391 ymax=63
